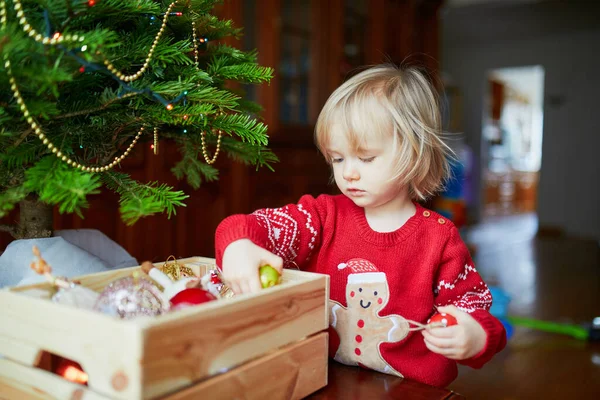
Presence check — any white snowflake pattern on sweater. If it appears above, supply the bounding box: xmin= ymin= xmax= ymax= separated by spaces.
xmin=252 ymin=204 xmax=318 ymax=266
xmin=435 ymin=264 xmax=492 ymax=312
xmin=435 ymin=264 xmax=478 ymax=292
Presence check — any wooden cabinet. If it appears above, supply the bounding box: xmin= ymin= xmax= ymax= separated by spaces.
xmin=0 ymin=0 xmax=444 ymax=262
xmin=483 ymin=170 xmax=538 ymax=216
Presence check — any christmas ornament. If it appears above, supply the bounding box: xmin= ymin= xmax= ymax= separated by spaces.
xmin=159 ymin=256 xmax=194 ymax=281
xmin=141 ymin=261 xmax=196 ymax=299
xmin=170 ymin=285 xmax=216 ymax=310
xmin=259 ymin=265 xmax=281 ymax=288
xmin=200 ymin=268 xmax=234 ymax=299
xmin=141 ymin=261 xmax=216 ymax=310
xmin=427 ymin=312 xmax=458 ymax=328
xmin=93 ymin=272 xmax=169 ymax=319
xmin=30 ymin=246 xmax=99 ymax=310
xmin=55 ymin=358 xmax=88 ymax=385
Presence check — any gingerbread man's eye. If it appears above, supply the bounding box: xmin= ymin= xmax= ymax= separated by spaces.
xmin=359 ymin=288 xmax=362 ymax=292
xmin=374 ymin=291 xmax=378 ymax=296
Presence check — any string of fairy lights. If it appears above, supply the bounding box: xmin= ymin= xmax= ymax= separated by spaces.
xmin=2 ymin=0 xmax=224 ymax=172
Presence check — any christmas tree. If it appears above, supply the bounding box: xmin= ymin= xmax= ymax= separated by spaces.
xmin=0 ymin=0 xmax=275 ymax=239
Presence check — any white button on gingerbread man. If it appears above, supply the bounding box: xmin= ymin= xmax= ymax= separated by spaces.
xmin=329 ymin=259 xmax=409 ymax=376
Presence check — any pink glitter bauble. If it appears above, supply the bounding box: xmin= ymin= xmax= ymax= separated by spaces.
xmin=93 ymin=276 xmax=170 ymax=319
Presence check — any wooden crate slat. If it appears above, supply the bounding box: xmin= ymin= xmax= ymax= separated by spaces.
xmin=0 ymin=334 xmax=43 ymax=366
xmin=162 ymin=332 xmax=329 ymax=400
xmin=0 ymin=358 xmax=109 ymax=400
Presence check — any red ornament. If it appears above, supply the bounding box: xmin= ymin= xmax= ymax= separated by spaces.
xmin=55 ymin=358 xmax=88 ymax=385
xmin=88 ymin=0 xmax=96 ymax=6
xmin=428 ymin=312 xmax=458 ymax=327
xmin=210 ymin=271 xmax=221 ymax=285
xmin=79 ymin=66 xmax=85 ymax=73
xmin=170 ymin=288 xmax=216 ymax=310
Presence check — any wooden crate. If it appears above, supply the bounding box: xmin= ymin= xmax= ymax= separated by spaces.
xmin=0 ymin=257 xmax=329 ymax=399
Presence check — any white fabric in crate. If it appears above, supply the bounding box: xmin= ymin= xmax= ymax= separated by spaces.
xmin=0 ymin=229 xmax=138 ymax=288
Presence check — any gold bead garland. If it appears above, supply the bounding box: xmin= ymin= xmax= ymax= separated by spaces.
xmin=153 ymin=127 xmax=159 ymax=155
xmin=191 ymin=22 xmax=223 ymax=165
xmin=6 ymin=0 xmax=85 ymax=45
xmin=6 ymin=0 xmax=182 ymax=83
xmin=192 ymin=21 xmax=200 ymax=67
xmin=200 ymin=129 xmax=222 ymax=165
xmin=5 ymin=52 xmax=144 ymax=172
xmin=103 ymin=1 xmax=181 ymax=82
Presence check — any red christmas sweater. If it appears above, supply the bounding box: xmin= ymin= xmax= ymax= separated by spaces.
xmin=215 ymin=194 xmax=506 ymax=387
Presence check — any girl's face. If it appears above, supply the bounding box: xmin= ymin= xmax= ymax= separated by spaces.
xmin=326 ymin=123 xmax=409 ymax=213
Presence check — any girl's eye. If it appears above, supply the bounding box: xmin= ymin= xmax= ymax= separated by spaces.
xmin=331 ymin=158 xmax=343 ymax=163
xmin=360 ymin=157 xmax=375 ymax=163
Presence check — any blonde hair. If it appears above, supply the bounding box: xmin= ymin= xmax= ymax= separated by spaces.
xmin=315 ymin=64 xmax=452 ymax=200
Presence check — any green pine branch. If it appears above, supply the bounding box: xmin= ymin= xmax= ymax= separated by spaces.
xmin=220 ymin=136 xmax=278 ymax=170
xmin=22 ymin=157 xmax=102 ymax=217
xmin=209 ymin=57 xmax=274 ymax=84
xmin=172 ymin=138 xmax=220 ymax=189
xmin=213 ymin=113 xmax=269 ymax=145
xmin=101 ymin=172 xmax=189 ymax=225
xmin=0 ymin=185 xmax=28 ymax=218
xmin=192 ymin=13 xmax=243 ymax=39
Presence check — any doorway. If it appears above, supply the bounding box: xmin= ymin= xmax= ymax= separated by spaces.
xmin=481 ymin=65 xmax=545 ymax=217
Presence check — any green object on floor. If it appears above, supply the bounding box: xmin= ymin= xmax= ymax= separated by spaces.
xmin=506 ymin=316 xmax=589 ymax=341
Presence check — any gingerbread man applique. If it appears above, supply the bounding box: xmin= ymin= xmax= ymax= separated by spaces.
xmin=329 ymin=259 xmax=409 ymax=376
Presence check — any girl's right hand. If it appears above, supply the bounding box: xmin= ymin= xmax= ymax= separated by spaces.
xmin=221 ymin=239 xmax=283 ymax=294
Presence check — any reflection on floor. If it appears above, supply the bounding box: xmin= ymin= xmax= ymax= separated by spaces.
xmin=450 ymin=214 xmax=600 ymax=399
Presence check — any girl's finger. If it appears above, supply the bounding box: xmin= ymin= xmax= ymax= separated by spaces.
xmin=248 ymin=276 xmax=263 ymax=293
xmin=422 ymin=330 xmax=456 ymax=349
xmin=425 ymin=325 xmax=461 ymax=338
xmin=229 ymin=280 xmax=242 ymax=295
xmin=262 ymin=252 xmax=284 ymax=273
xmin=239 ymin=280 xmax=252 ymax=294
xmin=423 ymin=339 xmax=458 ymax=358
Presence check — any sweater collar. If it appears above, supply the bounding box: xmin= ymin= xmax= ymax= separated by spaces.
xmin=343 ymin=196 xmax=424 ymax=246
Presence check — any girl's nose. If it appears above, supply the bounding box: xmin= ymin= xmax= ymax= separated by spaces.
xmin=343 ymin=161 xmax=360 ymax=182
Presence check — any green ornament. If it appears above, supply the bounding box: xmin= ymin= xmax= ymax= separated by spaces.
xmin=259 ymin=265 xmax=281 ymax=288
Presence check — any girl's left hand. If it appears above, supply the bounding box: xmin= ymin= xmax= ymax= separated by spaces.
xmin=421 ymin=305 xmax=487 ymax=360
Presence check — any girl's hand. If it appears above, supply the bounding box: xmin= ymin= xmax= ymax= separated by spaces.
xmin=221 ymin=239 xmax=283 ymax=294
xmin=421 ymin=305 xmax=487 ymax=360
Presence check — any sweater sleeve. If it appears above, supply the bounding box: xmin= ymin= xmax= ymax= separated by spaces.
xmin=214 ymin=194 xmax=326 ymax=270
xmin=434 ymin=226 xmax=507 ymax=368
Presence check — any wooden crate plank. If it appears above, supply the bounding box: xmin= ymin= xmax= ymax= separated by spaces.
xmin=0 ymin=334 xmax=43 ymax=366
xmin=141 ymin=272 xmax=328 ymax=398
xmin=162 ymin=332 xmax=328 ymax=400
xmin=0 ymin=291 xmax=143 ymax=399
xmin=0 ymin=358 xmax=108 ymax=400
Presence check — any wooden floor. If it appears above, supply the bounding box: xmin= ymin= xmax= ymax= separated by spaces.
xmin=449 ymin=213 xmax=600 ymax=399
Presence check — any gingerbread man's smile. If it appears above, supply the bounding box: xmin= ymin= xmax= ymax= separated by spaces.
xmin=360 ymin=299 xmax=371 ymax=309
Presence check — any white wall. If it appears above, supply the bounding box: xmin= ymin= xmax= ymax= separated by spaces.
xmin=442 ymin=2 xmax=600 ymax=241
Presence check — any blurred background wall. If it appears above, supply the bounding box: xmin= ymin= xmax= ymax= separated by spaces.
xmin=442 ymin=0 xmax=600 ymax=241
